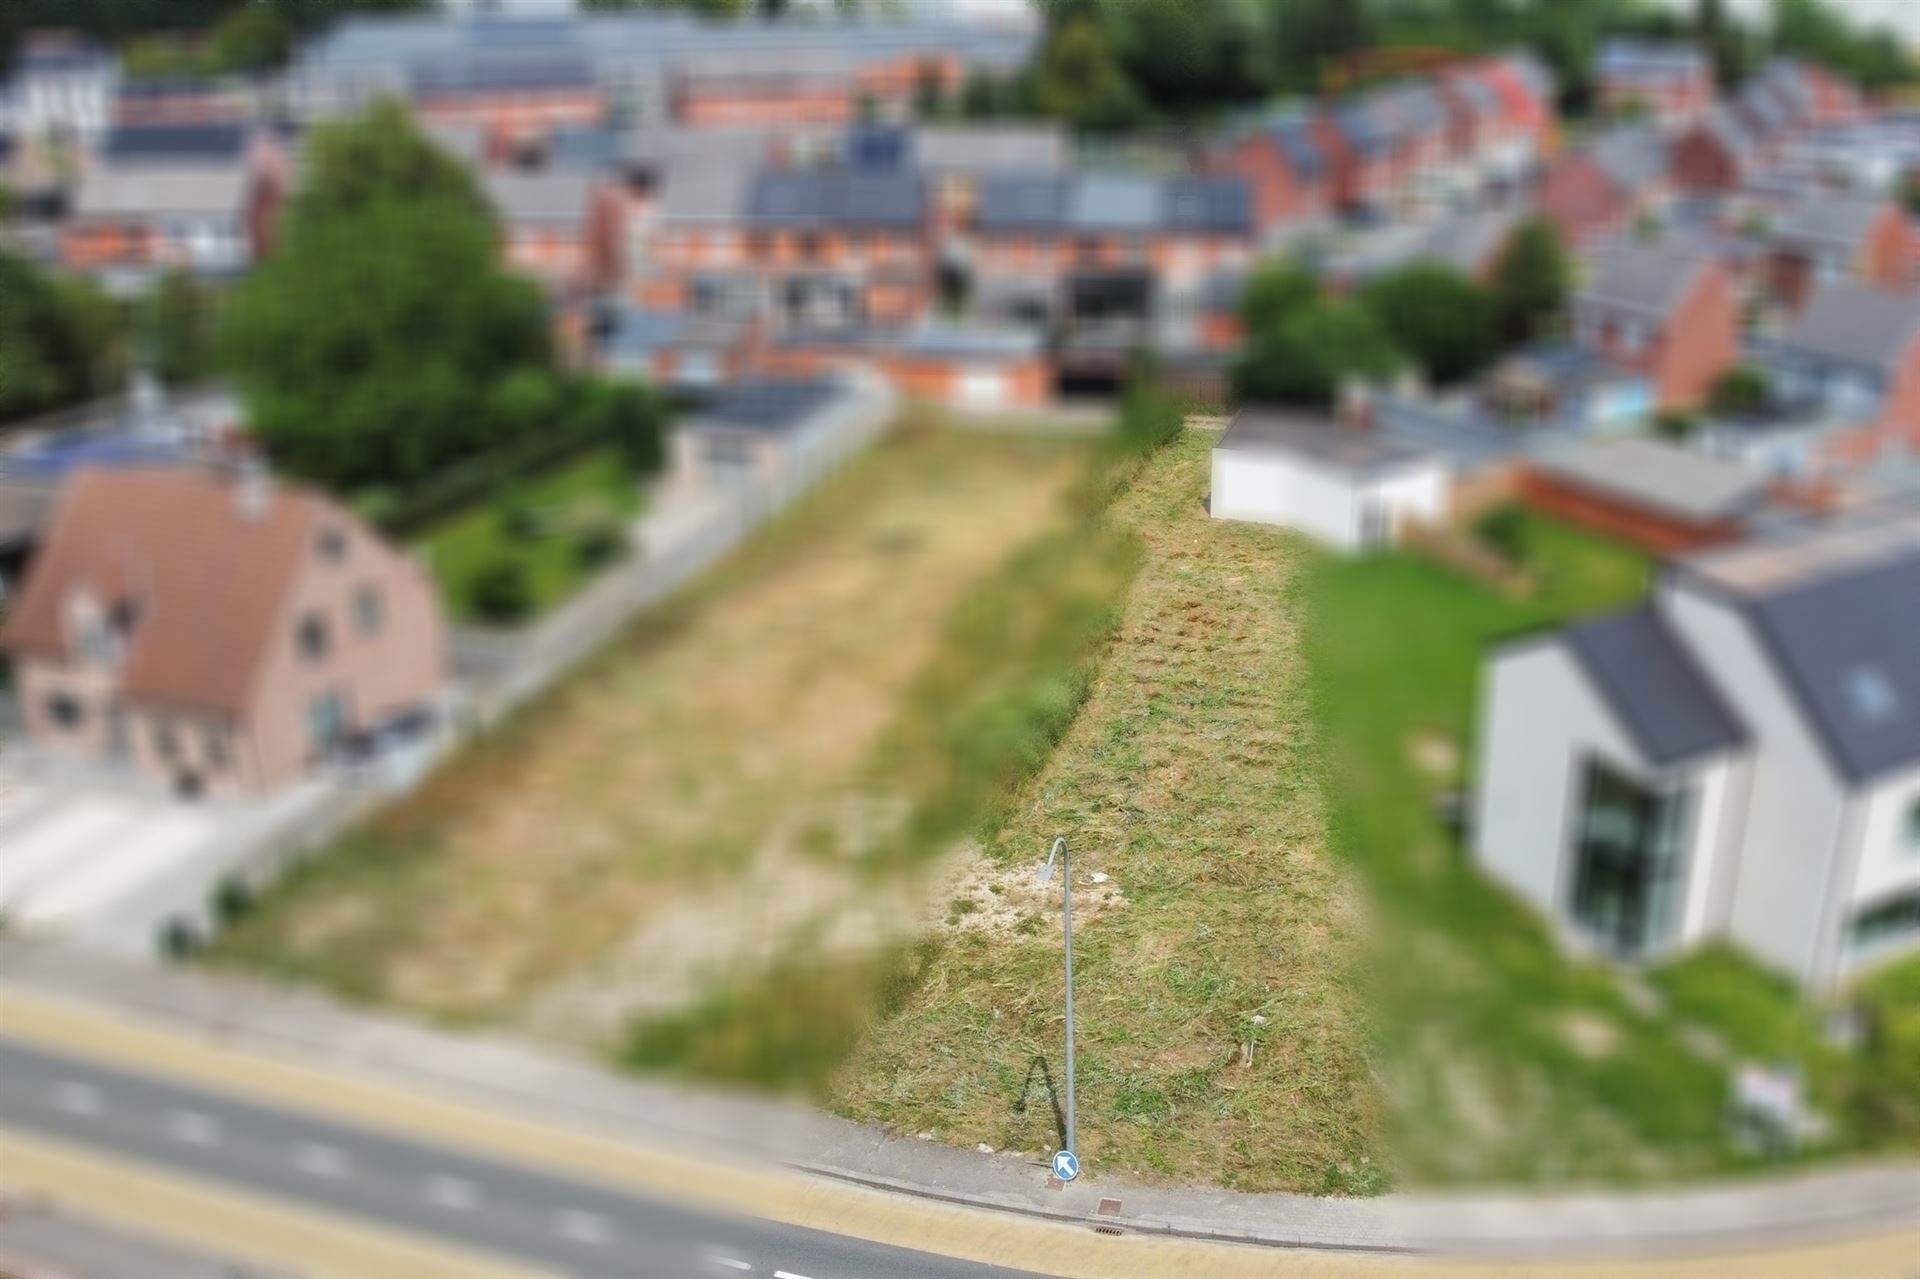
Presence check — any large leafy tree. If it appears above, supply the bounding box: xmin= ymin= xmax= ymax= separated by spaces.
xmin=0 ymin=251 xmax=126 ymax=422
xmin=1490 ymin=217 xmax=1571 ymax=346
xmin=1360 ymin=264 xmax=1498 ymax=387
xmin=1234 ymin=293 xmax=1401 ymax=408
xmin=142 ymin=269 xmax=220 ymax=388
xmin=288 ymin=99 xmax=491 ymax=233
xmin=224 ymin=200 xmax=552 ymax=491
xmin=1026 ymin=10 xmax=1144 ymax=132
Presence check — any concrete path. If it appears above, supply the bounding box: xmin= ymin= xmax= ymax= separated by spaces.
xmin=2 ymin=939 xmax=1917 ymax=1266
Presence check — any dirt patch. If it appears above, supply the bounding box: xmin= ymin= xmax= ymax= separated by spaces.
xmin=1560 ymin=1011 xmax=1622 ymax=1061
xmin=1407 ymin=732 xmax=1459 ymax=778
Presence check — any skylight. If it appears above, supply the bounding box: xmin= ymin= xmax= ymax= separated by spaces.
xmin=1844 ymin=665 xmax=1901 ymax=725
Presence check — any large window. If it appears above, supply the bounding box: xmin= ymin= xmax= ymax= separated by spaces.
xmin=1568 ymin=758 xmax=1695 ymax=958
xmin=1849 ymin=892 xmax=1920 ymax=957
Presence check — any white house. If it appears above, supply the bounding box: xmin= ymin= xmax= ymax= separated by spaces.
xmin=4 ymin=33 xmax=116 ymax=144
xmin=1476 ymin=505 xmax=1920 ymax=987
xmin=1209 ymin=409 xmax=1446 ymax=552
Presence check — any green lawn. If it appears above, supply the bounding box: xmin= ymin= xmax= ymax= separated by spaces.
xmin=417 ymin=447 xmax=641 ymax=623
xmin=1307 ymin=508 xmax=1920 ymax=1185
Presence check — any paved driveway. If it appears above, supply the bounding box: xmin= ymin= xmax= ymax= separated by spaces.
xmin=0 ymin=763 xmax=333 ymax=957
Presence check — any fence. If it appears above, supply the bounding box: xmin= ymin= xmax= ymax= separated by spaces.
xmin=146 ymin=372 xmax=899 ymax=955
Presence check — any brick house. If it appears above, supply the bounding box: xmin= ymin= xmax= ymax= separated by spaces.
xmin=1318 ymin=83 xmax=1450 ymax=215
xmin=1215 ymin=109 xmax=1332 ymax=237
xmin=1520 ymin=436 xmax=1770 ymax=555
xmin=1571 ymin=237 xmax=1739 ymax=410
xmin=1668 ymin=106 xmax=1762 ymax=195
xmin=881 ymin=325 xmax=1051 ymax=411
xmin=1755 ymin=282 xmax=1920 ymax=456
xmin=670 ymin=49 xmax=963 ymax=129
xmin=411 ymin=55 xmax=605 ymax=147
xmin=740 ymin=166 xmax=933 ymax=335
xmin=1535 ymin=125 xmax=1668 ymax=247
xmin=61 ymin=125 xmax=285 ymax=290
xmin=1764 ymin=193 xmax=1911 ymax=311
xmin=482 ymin=167 xmax=627 ymax=294
xmin=1596 ymin=40 xmax=1713 ymax=127
xmin=1 ymin=468 xmax=447 ymax=796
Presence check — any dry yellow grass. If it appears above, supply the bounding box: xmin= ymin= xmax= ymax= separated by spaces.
xmin=212 ymin=428 xmax=1089 ymax=1026
xmin=832 ymin=431 xmax=1378 ymax=1194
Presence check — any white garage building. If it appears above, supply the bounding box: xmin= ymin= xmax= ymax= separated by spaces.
xmin=1209 ymin=409 xmax=1447 ymax=550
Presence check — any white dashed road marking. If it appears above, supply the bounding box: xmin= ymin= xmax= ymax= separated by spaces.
xmin=426 ymin=1175 xmax=480 ymax=1212
xmin=774 ymin=1270 xmax=814 ymax=1279
xmin=705 ymin=1257 xmax=753 ymax=1272
xmin=52 ymin=1081 xmax=101 ymax=1115
xmin=294 ymin=1143 xmax=350 ymax=1178
xmin=555 ymin=1208 xmax=611 ymax=1246
xmin=166 ymin=1111 xmax=220 ymax=1146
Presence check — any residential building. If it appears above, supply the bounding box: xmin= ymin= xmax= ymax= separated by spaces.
xmin=1215 ymin=108 xmax=1333 ymax=237
xmin=60 ymin=125 xmax=282 ymax=292
xmin=1 ymin=467 xmax=447 ymax=795
xmin=1209 ymin=408 xmax=1446 ymax=550
xmin=1596 ymin=40 xmax=1713 ymax=127
xmin=1536 ymin=126 xmax=1669 ymax=246
xmin=669 ymin=375 xmax=844 ymax=489
xmin=1475 ymin=505 xmax=1920 ymax=985
xmin=1317 ymin=82 xmax=1451 ymax=215
xmin=1571 ymin=236 xmax=1739 ymax=410
xmin=482 ymin=166 xmax=626 ymax=294
xmin=1754 ymin=281 xmax=1920 ymax=456
xmin=3 ymin=32 xmax=117 ymax=143
xmin=881 ymin=324 xmax=1050 ymax=411
xmin=112 ymin=78 xmax=251 ymax=130
xmin=1519 ymin=436 xmax=1771 ymax=554
xmin=1668 ymin=105 xmax=1763 ymax=195
xmin=1764 ymin=193 xmax=1911 ymax=311
xmin=410 ymin=53 xmax=605 ymax=146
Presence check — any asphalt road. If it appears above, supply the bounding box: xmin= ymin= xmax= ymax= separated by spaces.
xmin=0 ymin=1036 xmax=1051 ymax=1279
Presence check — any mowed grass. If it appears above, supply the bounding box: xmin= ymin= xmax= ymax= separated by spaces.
xmin=417 ymin=446 xmax=640 ymax=622
xmin=208 ymin=427 xmax=1096 ymax=1024
xmin=1307 ymin=509 xmax=1919 ymax=1185
xmin=835 ymin=430 xmax=1379 ymax=1194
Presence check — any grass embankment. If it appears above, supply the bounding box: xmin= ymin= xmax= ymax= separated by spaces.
xmin=416 ymin=446 xmax=640 ymax=622
xmin=835 ymin=429 xmax=1378 ymax=1194
xmin=207 ymin=427 xmax=1124 ymax=1043
xmin=1309 ymin=510 xmax=1920 ymax=1185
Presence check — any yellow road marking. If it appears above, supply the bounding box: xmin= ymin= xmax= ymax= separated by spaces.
xmin=0 ymin=1126 xmax=561 ymax=1279
xmin=4 ymin=987 xmax=1919 ymax=1278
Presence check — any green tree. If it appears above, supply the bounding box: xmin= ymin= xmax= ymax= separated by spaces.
xmin=212 ymin=3 xmax=293 ymax=73
xmin=1708 ymin=365 xmax=1771 ymax=417
xmin=1360 ymin=264 xmax=1497 ymax=386
xmin=1026 ymin=12 xmax=1143 ymax=131
xmin=0 ymin=250 xmax=125 ymax=421
xmin=1490 ymin=216 xmax=1570 ymax=346
xmin=141 ymin=269 xmax=220 ymax=387
xmin=223 ymin=200 xmax=552 ymax=491
xmin=1234 ymin=298 xmax=1400 ymax=407
xmin=1113 ymin=357 xmax=1184 ymax=457
xmin=576 ymin=380 xmax=667 ymax=477
xmin=1235 ymin=260 xmax=1318 ymax=338
xmin=289 ymin=100 xmax=491 ymax=233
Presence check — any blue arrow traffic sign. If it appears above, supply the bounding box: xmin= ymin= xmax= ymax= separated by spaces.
xmin=1050 ymin=1149 xmax=1080 ymax=1183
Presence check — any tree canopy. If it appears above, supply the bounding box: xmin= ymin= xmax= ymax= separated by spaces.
xmin=142 ymin=269 xmax=221 ymax=388
xmin=1490 ymin=217 xmax=1571 ymax=346
xmin=289 ymin=100 xmax=492 ymax=233
xmin=1233 ymin=270 xmax=1401 ymax=408
xmin=0 ymin=250 xmax=127 ymax=422
xmin=1361 ymin=264 xmax=1499 ymax=387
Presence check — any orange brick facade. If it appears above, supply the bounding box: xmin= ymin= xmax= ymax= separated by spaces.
xmin=1519 ymin=469 xmax=1745 ymax=555
xmin=1582 ymin=264 xmax=1738 ymax=410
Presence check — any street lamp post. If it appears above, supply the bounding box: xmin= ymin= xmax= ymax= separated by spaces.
xmin=1037 ymin=836 xmax=1076 ymax=1173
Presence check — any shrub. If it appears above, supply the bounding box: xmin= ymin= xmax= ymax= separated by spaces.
xmin=213 ymin=876 xmax=255 ymax=926
xmin=496 ymin=490 xmax=541 ymax=542
xmin=469 ymin=556 xmax=534 ymax=623
xmin=1709 ymin=365 xmax=1771 ymax=418
xmin=1654 ymin=409 xmax=1702 ymax=440
xmin=572 ymin=514 xmax=627 ymax=570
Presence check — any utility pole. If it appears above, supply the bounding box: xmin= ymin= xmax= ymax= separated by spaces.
xmin=1038 ymin=835 xmax=1077 ymax=1179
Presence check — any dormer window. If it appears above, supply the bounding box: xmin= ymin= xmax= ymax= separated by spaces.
xmin=296 ymin=611 xmax=331 ymax=664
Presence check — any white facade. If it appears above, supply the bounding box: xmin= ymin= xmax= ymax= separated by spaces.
xmin=1477 ymin=563 xmax=1920 ymax=989
xmin=1209 ymin=446 xmax=1446 ymax=552
xmin=10 ymin=63 xmax=115 ymax=144
xmin=1476 ymin=640 xmax=1747 ymax=960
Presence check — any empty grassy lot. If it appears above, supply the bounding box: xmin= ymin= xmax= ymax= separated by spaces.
xmin=835 ymin=429 xmax=1378 ymax=1194
xmin=209 ymin=426 xmax=1122 ymax=1033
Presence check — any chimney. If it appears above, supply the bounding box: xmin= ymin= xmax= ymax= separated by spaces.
xmin=234 ymin=458 xmax=273 ymax=521
xmin=1338 ymin=380 xmax=1376 ymax=431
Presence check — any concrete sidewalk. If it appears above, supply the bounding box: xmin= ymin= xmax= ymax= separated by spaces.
xmin=2 ymin=940 xmax=1916 ymax=1262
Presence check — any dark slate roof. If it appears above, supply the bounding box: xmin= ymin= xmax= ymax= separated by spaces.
xmin=746 ymin=168 xmax=926 ymax=229
xmin=975 ymin=173 xmax=1250 ymax=236
xmin=844 ymin=123 xmax=911 ymax=173
xmin=1586 ymin=125 xmax=1667 ymax=189
xmin=101 ymin=123 xmax=249 ymax=163
xmin=411 ymin=55 xmax=593 ymax=98
xmin=1576 ymin=236 xmax=1716 ymax=319
xmin=686 ymin=377 xmax=840 ymax=434
xmin=1258 ymin=111 xmax=1326 ymax=178
xmin=1215 ymin=410 xmax=1435 ymax=477
xmin=1743 ymin=552 xmax=1920 ymax=783
xmin=975 ymin=173 xmax=1070 ymax=231
xmin=1773 ymin=281 xmax=1920 ymax=374
xmin=1162 ymin=175 xmax=1252 ymax=235
xmin=1563 ymin=608 xmax=1747 ymax=767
